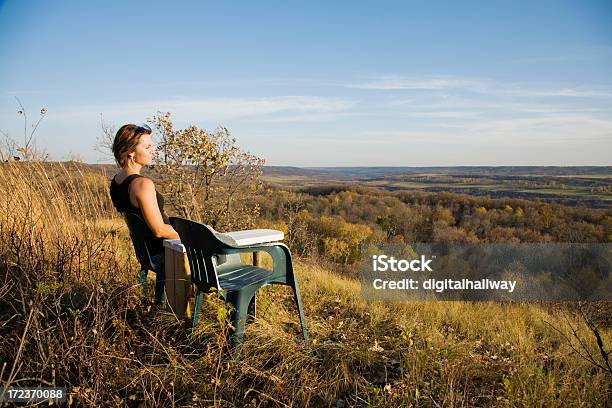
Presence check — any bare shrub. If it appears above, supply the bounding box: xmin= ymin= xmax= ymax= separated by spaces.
xmin=150 ymin=112 xmax=265 ymax=230
xmin=93 ymin=114 xmax=116 ymax=160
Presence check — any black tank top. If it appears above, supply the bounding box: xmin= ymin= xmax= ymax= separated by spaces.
xmin=109 ymin=174 xmax=169 ymax=255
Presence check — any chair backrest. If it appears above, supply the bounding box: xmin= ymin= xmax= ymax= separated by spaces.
xmin=169 ymin=217 xmax=225 ymax=291
xmin=124 ymin=212 xmax=155 ymax=271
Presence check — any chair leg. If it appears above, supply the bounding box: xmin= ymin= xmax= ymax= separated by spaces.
xmin=291 ymin=281 xmax=309 ymax=345
xmin=138 ymin=268 xmax=148 ymax=292
xmin=247 ymin=292 xmax=257 ymax=321
xmin=226 ymin=289 xmax=256 ymax=348
xmin=192 ymin=290 xmax=204 ymax=332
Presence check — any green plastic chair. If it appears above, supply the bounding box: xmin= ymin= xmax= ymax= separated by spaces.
xmin=169 ymin=216 xmax=309 ymax=348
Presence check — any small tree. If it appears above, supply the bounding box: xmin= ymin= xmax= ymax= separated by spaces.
xmin=150 ymin=112 xmax=265 ymax=231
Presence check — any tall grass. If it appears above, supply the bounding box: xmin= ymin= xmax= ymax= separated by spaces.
xmin=0 ymin=162 xmax=610 ymax=407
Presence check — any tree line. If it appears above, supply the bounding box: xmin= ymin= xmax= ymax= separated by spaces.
xmin=254 ymin=184 xmax=611 ymax=268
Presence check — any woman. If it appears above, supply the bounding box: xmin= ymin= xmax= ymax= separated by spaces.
xmin=109 ymin=124 xmax=179 ymax=302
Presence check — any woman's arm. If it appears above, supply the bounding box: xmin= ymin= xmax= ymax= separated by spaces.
xmin=130 ymin=177 xmax=180 ymax=239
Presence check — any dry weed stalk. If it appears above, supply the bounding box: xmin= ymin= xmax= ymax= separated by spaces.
xmin=545 ymin=301 xmax=612 ymax=375
xmin=0 ymin=97 xmax=48 ymax=161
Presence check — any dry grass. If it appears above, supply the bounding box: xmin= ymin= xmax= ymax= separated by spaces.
xmin=0 ymin=161 xmax=610 ymax=407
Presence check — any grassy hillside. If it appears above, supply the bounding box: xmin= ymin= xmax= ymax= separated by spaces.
xmin=0 ymin=162 xmax=610 ymax=407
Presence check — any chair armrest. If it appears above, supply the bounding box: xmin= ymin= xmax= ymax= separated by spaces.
xmin=215 ymin=229 xmax=284 ymax=247
xmin=218 ymin=242 xmax=293 ymax=280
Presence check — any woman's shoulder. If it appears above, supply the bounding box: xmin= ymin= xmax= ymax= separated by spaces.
xmin=113 ymin=172 xmax=146 ymax=185
xmin=129 ymin=175 xmax=155 ymax=193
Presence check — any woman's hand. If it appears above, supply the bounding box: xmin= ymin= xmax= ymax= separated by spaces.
xmin=130 ymin=177 xmax=180 ymax=239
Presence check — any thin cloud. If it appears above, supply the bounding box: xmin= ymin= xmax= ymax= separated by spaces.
xmin=438 ymin=114 xmax=612 ymax=143
xmin=347 ymin=75 xmax=487 ymax=91
xmin=251 ymin=111 xmax=360 ymax=124
xmin=501 ymin=88 xmax=612 ymax=98
xmin=350 ymin=129 xmax=459 ymax=143
xmin=50 ymin=96 xmax=356 ymax=122
xmin=405 ymin=111 xmax=479 ymax=118
xmin=4 ymin=90 xmax=42 ymax=95
xmin=500 ymin=46 xmax=612 ymax=65
xmin=386 ymin=97 xmax=610 ymax=115
xmin=349 ymin=74 xmax=612 ymax=99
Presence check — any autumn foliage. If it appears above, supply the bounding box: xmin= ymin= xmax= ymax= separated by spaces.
xmin=150 ymin=112 xmax=265 ymax=231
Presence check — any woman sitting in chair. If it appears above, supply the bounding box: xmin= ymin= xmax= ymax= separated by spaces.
xmin=109 ymin=124 xmax=179 ymax=303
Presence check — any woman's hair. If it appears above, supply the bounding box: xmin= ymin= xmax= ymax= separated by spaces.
xmin=112 ymin=124 xmax=152 ymax=167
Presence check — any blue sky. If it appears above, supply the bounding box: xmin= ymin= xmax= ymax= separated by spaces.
xmin=1 ymin=0 xmax=611 ymax=166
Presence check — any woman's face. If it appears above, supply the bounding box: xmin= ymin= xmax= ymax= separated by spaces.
xmin=130 ymin=133 xmax=154 ymax=166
